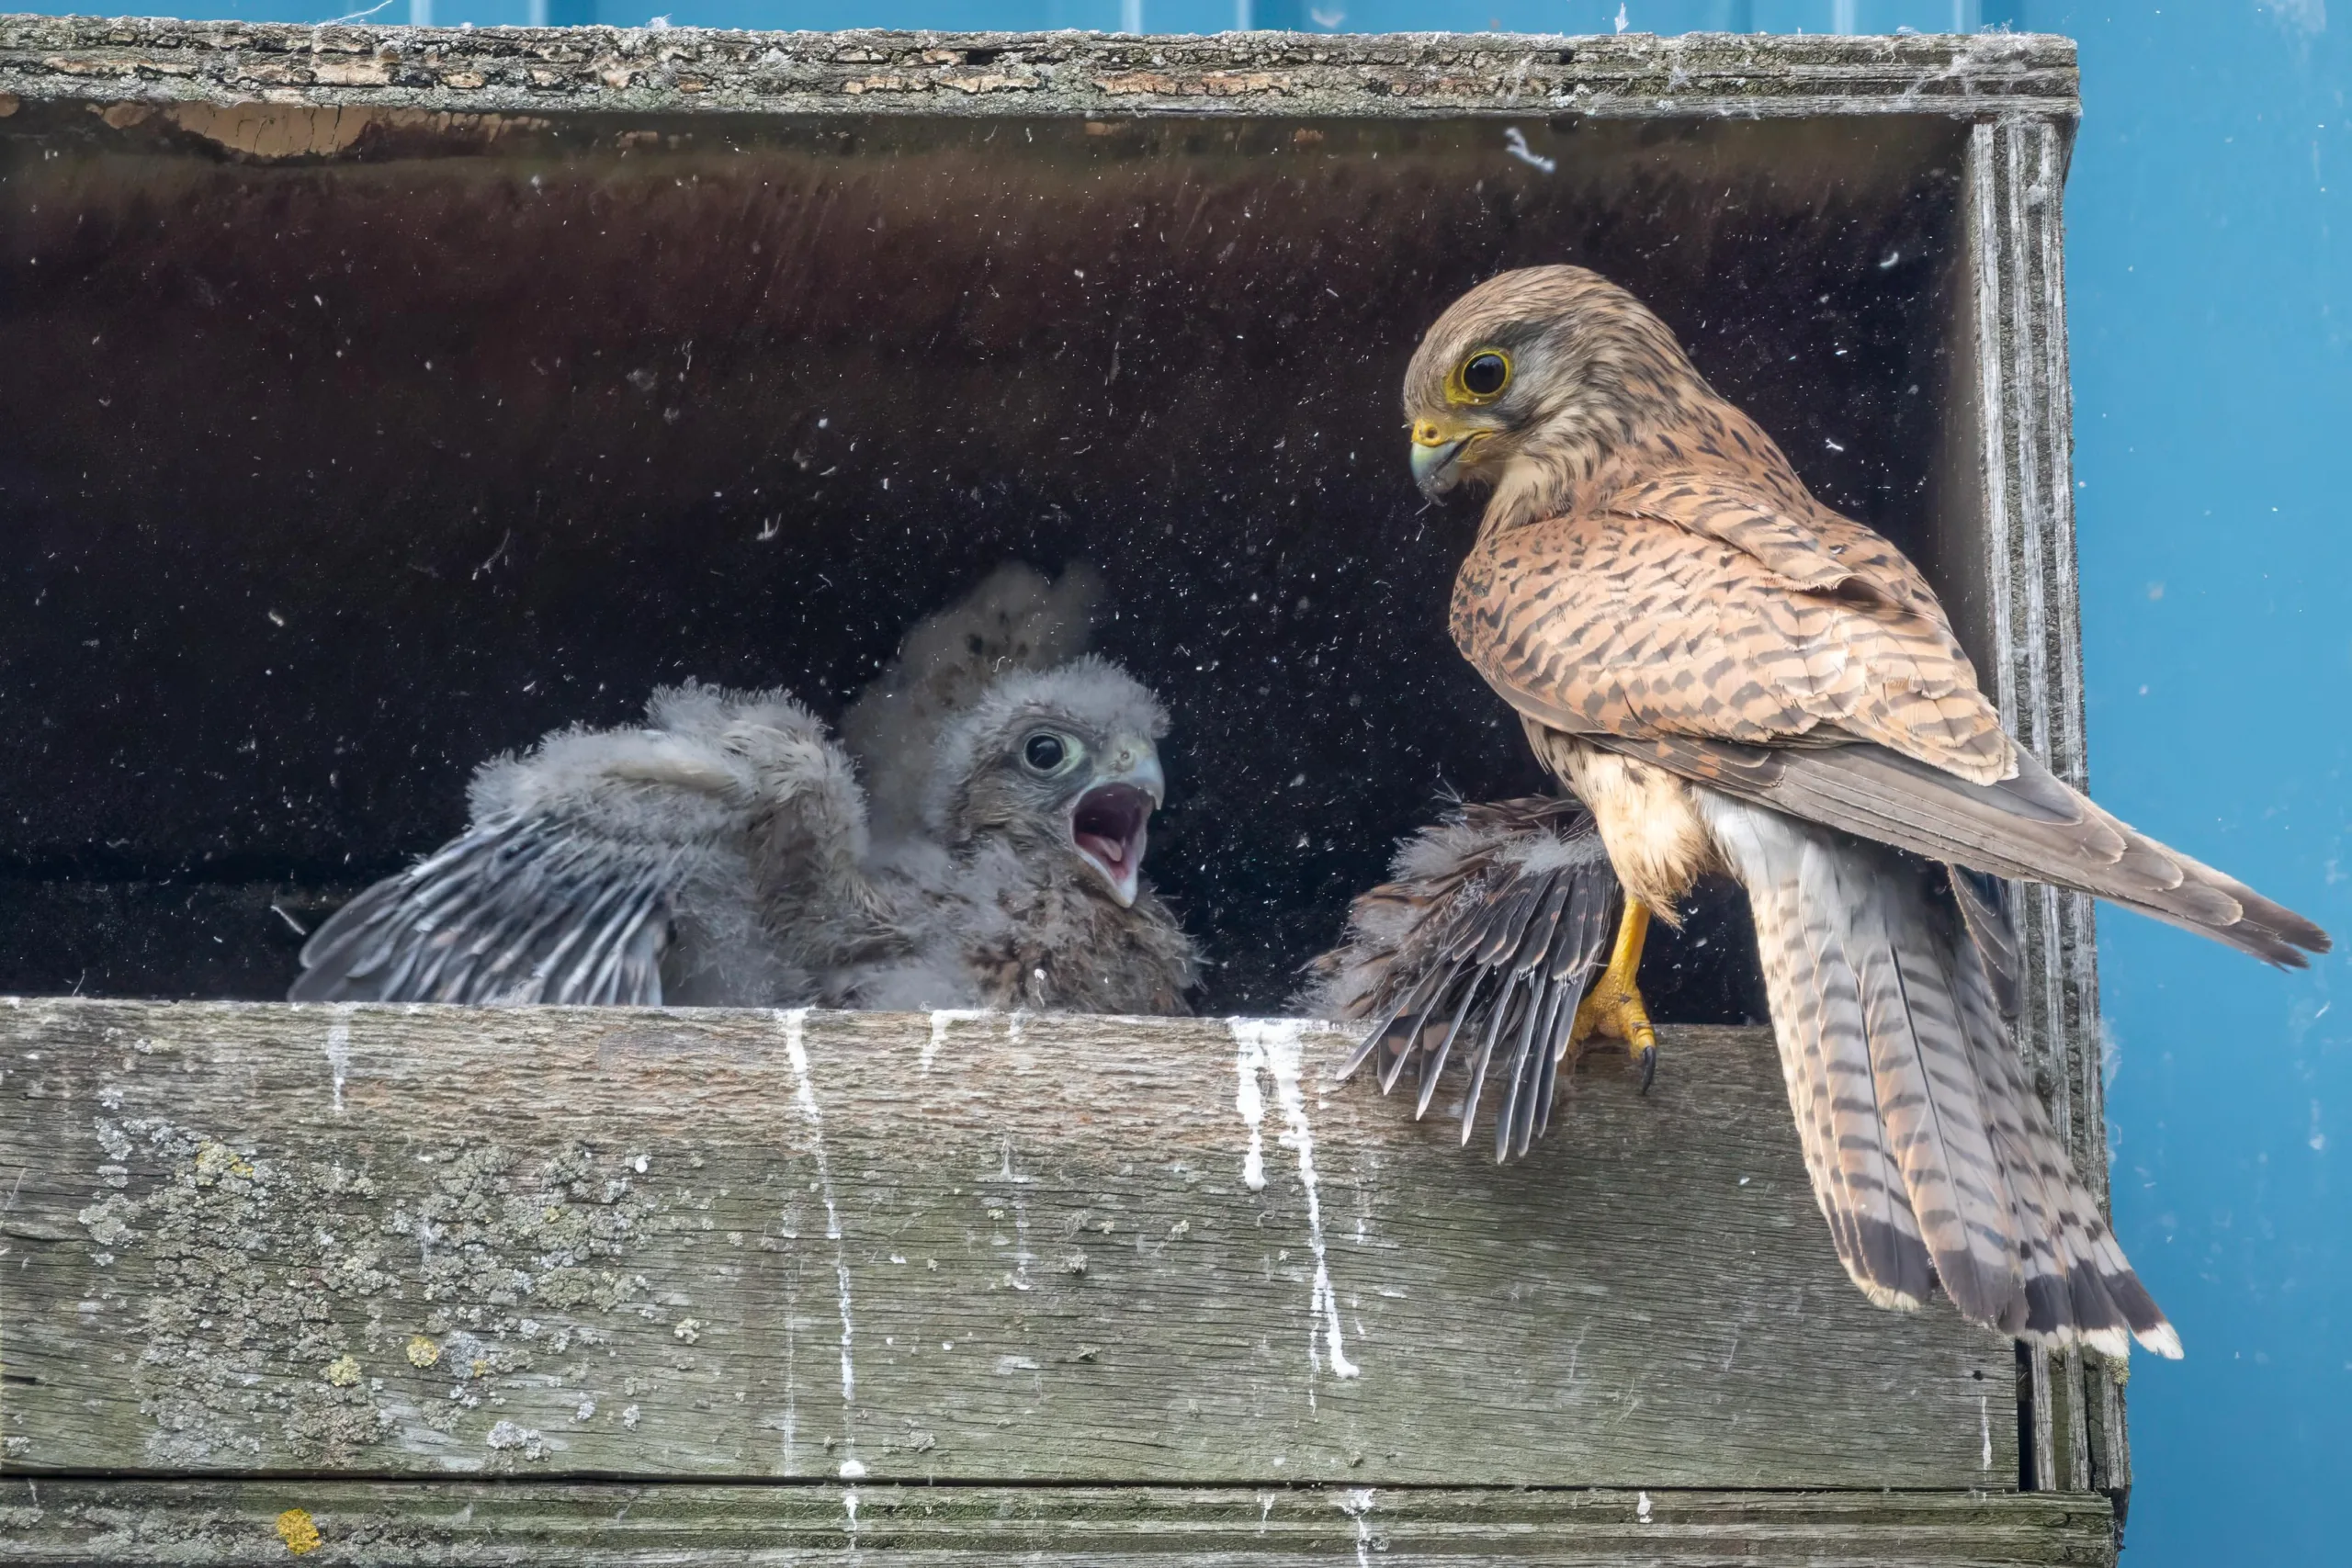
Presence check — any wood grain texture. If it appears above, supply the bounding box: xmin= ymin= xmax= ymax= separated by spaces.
xmin=0 ymin=1000 xmax=2012 ymax=1487
xmin=0 ymin=1480 xmax=2116 ymax=1566
xmin=1961 ymin=117 xmax=2125 ymax=1496
xmin=0 ymin=19 xmax=2077 ymax=128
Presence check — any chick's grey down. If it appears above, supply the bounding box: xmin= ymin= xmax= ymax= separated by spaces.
xmin=288 ymin=565 xmax=1200 ymax=1014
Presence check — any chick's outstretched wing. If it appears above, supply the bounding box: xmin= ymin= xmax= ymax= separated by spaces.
xmin=292 ymin=686 xmax=871 ymax=1007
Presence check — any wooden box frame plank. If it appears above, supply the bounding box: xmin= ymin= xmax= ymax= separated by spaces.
xmin=3 ymin=1002 xmax=2011 ymax=1489
xmin=0 ymin=17 xmax=2120 ymax=1556
xmin=0 ymin=1481 xmax=2117 ymax=1566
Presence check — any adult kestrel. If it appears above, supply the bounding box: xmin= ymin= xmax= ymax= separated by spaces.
xmin=1402 ymin=265 xmax=2329 ymax=1357
xmin=291 ymin=566 xmax=1198 ymax=1014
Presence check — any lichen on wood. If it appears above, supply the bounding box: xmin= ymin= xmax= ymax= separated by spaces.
xmin=2 ymin=999 xmax=2013 ymax=1486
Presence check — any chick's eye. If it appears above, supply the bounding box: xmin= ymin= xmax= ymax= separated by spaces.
xmin=1461 ymin=351 xmax=1510 ymax=399
xmin=1022 ymin=732 xmax=1068 ymax=773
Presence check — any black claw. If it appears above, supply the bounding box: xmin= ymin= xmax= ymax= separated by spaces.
xmin=1636 ymin=1043 xmax=1658 ymax=1095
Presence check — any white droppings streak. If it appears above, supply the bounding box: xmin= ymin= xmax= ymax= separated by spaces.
xmin=779 ymin=1304 xmax=797 ymax=1475
xmin=922 ymin=1009 xmax=989 ymax=1074
xmin=1233 ymin=1036 xmax=1268 ymax=1192
xmin=779 ymin=1009 xmax=859 ymax=1469
xmin=1637 ymin=1491 xmax=1653 ymax=1524
xmin=1981 ymin=1394 xmax=1993 ymax=1471
xmin=999 ymin=1134 xmax=1035 ymax=1292
xmin=324 ymin=1010 xmax=352 ymax=1116
xmin=1230 ymin=1019 xmax=1358 ymax=1379
xmin=1339 ymin=1488 xmax=1375 ymax=1566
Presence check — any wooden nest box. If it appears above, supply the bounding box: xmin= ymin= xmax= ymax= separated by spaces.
xmin=0 ymin=17 xmax=2121 ymax=1563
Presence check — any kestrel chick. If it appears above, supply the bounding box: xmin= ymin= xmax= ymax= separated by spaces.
xmin=1402 ymin=264 xmax=2330 ymax=1357
xmin=827 ymin=654 xmax=1199 ymax=1014
xmin=291 ymin=566 xmax=1198 ymax=1015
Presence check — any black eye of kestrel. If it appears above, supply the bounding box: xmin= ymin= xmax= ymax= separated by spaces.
xmin=1458 ymin=350 xmax=1510 ymax=400
xmin=1022 ymin=731 xmax=1069 ymax=773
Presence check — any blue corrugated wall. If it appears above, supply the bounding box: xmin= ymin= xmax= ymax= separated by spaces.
xmin=8 ymin=0 xmax=2346 ymax=1555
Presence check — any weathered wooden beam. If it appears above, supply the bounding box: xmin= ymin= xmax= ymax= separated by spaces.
xmin=0 ymin=1479 xmax=2117 ymax=1566
xmin=0 ymin=1001 xmax=2013 ymax=1487
xmin=0 ymin=18 xmax=2076 ymax=126
xmin=1959 ymin=113 xmax=2121 ymax=1497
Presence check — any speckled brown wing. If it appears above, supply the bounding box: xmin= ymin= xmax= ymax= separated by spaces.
xmin=1460 ymin=446 xmax=2327 ymax=966
xmin=1452 ymin=446 xmax=2018 ymax=786
xmin=1600 ymin=729 xmax=2330 ymax=968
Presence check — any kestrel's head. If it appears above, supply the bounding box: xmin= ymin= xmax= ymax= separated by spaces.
xmin=927 ymin=657 xmax=1170 ymax=908
xmin=1402 ymin=265 xmax=1706 ymax=504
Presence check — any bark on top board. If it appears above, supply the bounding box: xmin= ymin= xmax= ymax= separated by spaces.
xmin=0 ymin=20 xmax=2077 ymax=126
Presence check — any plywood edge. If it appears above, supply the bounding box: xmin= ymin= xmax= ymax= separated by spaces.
xmin=0 ymin=1479 xmax=2115 ymax=1565
xmin=0 ymin=19 xmax=2080 ymax=129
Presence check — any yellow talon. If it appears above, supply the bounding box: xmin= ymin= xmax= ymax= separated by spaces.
xmin=1572 ymin=900 xmax=1659 ymax=1090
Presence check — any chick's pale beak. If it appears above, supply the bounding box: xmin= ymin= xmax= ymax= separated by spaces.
xmin=1069 ymin=739 xmax=1163 ymax=908
xmin=1408 ymin=417 xmax=1483 ymax=497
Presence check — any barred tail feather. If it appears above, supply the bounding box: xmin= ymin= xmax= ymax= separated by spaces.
xmin=1701 ymin=792 xmax=2179 ymax=1357
xmin=1708 ymin=800 xmax=1934 ymax=1312
xmin=1950 ymin=963 xmax=2181 ymax=1358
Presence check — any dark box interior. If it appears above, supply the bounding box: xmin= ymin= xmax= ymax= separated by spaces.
xmin=0 ymin=103 xmax=1977 ymax=1016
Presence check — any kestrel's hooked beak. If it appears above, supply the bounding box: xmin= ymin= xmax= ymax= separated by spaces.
xmin=1069 ymin=738 xmax=1165 ymax=908
xmin=1408 ymin=415 xmax=1493 ymax=498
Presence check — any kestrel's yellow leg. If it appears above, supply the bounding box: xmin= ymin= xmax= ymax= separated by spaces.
xmin=1572 ymin=899 xmax=1659 ymax=1090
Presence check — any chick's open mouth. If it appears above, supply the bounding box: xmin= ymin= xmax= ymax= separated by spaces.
xmin=1070 ymin=783 xmax=1154 ymax=907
